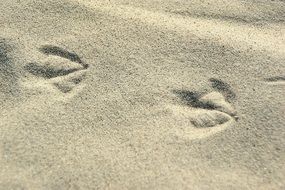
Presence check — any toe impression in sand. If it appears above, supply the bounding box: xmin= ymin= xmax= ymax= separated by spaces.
xmin=24 ymin=45 xmax=89 ymax=94
xmin=172 ymin=79 xmax=238 ymax=130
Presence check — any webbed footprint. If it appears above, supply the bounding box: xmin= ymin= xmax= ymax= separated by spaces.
xmin=168 ymin=79 xmax=238 ymax=139
xmin=24 ymin=45 xmax=89 ymax=94
xmin=173 ymin=90 xmax=237 ymax=128
xmin=25 ymin=56 xmax=83 ymax=79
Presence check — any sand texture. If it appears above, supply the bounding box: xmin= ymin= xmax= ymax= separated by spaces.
xmin=0 ymin=0 xmax=285 ymax=189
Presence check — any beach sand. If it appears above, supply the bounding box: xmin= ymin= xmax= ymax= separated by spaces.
xmin=0 ymin=0 xmax=284 ymax=189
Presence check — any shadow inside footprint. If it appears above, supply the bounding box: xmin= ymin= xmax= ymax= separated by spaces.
xmin=172 ymin=90 xmax=216 ymax=110
xmin=0 ymin=38 xmax=19 ymax=98
xmin=39 ymin=45 xmax=88 ymax=68
xmin=24 ymin=45 xmax=89 ymax=94
xmin=172 ymin=84 xmax=237 ymax=129
xmin=0 ymin=39 xmax=16 ymax=77
xmin=0 ymin=40 xmax=10 ymax=64
xmin=264 ymin=76 xmax=285 ymax=82
xmin=24 ymin=62 xmax=79 ymax=79
xmin=209 ymin=78 xmax=236 ymax=101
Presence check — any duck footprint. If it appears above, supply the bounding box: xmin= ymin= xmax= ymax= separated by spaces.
xmin=24 ymin=45 xmax=89 ymax=93
xmin=173 ymin=81 xmax=237 ymax=129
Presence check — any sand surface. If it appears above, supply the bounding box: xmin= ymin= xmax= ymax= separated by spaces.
xmin=0 ymin=0 xmax=284 ymax=189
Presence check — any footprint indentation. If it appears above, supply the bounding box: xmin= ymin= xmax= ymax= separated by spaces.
xmin=25 ymin=45 xmax=89 ymax=94
xmin=173 ymin=90 xmax=216 ymax=110
xmin=199 ymin=91 xmax=237 ymax=116
xmin=0 ymin=39 xmax=16 ymax=77
xmin=0 ymin=39 xmax=11 ymax=64
xmin=189 ymin=110 xmax=231 ymax=128
xmin=264 ymin=76 xmax=285 ymax=82
xmin=52 ymin=70 xmax=87 ymax=93
xmin=39 ymin=45 xmax=87 ymax=67
xmin=0 ymin=38 xmax=19 ymax=100
xmin=24 ymin=60 xmax=81 ymax=79
xmin=173 ymin=79 xmax=237 ymax=129
xmin=264 ymin=75 xmax=285 ymax=84
xmin=209 ymin=78 xmax=236 ymax=101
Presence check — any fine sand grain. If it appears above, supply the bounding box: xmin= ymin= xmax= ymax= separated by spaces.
xmin=0 ymin=0 xmax=284 ymax=189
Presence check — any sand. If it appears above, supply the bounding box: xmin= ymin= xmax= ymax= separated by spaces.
xmin=0 ymin=0 xmax=284 ymax=189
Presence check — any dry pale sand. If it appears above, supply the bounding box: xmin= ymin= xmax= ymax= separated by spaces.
xmin=0 ymin=0 xmax=285 ymax=189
